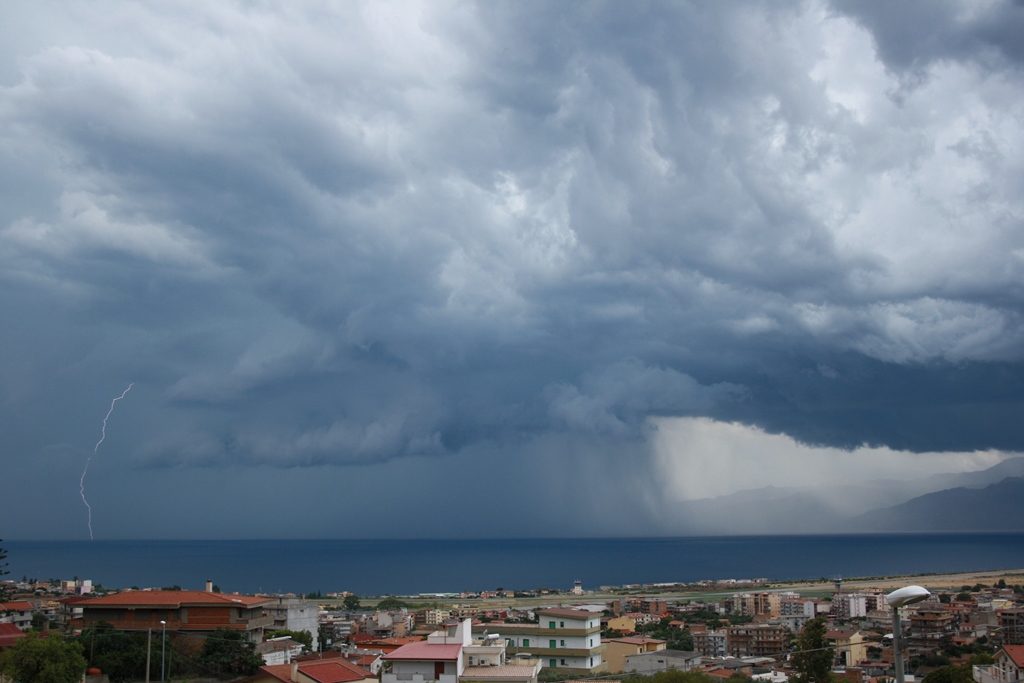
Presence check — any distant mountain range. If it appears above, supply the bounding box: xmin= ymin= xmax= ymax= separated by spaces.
xmin=673 ymin=457 xmax=1024 ymax=534
xmin=855 ymin=476 xmax=1024 ymax=531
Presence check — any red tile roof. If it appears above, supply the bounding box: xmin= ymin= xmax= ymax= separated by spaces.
xmin=0 ymin=601 xmax=34 ymax=612
xmin=260 ymin=660 xmax=373 ymax=683
xmin=0 ymin=623 xmax=26 ymax=649
xmin=300 ymin=660 xmax=374 ymax=683
xmin=382 ymin=642 xmax=462 ymax=661
xmin=1004 ymin=645 xmax=1024 ymax=669
xmin=259 ymin=664 xmax=294 ymax=683
xmin=78 ymin=590 xmax=270 ymax=609
xmin=706 ymin=669 xmax=735 ymax=679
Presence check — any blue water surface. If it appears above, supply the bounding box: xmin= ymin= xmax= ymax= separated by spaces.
xmin=6 ymin=534 xmax=1024 ymax=595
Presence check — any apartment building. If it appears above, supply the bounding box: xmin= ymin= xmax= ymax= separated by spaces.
xmin=726 ymin=593 xmax=779 ymax=618
xmin=476 ymin=608 xmax=603 ymax=672
xmin=264 ymin=597 xmax=320 ymax=651
xmin=75 ymin=590 xmax=273 ymax=642
xmin=726 ymin=625 xmax=788 ymax=657
xmin=693 ymin=630 xmax=728 ymax=657
xmin=910 ymin=610 xmax=956 ymax=642
xmin=832 ymin=594 xmax=868 ymax=620
xmin=1000 ymin=609 xmax=1024 ymax=645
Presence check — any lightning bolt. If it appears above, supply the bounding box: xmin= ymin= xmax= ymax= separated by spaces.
xmin=80 ymin=383 xmax=134 ymax=540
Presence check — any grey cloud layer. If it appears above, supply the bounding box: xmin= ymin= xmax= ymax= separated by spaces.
xmin=1 ymin=1 xmax=1023 ymax=536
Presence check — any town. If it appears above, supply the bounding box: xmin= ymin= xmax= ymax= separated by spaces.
xmin=2 ymin=571 xmax=1022 ymax=683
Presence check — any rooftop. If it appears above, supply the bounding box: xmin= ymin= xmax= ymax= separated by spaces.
xmin=630 ymin=649 xmax=700 ymax=660
xmin=461 ymin=665 xmax=541 ymax=679
xmin=382 ymin=642 xmax=462 ymax=661
xmin=260 ymin=660 xmax=373 ymax=683
xmin=1003 ymin=645 xmax=1024 ymax=668
xmin=536 ymin=608 xmax=597 ymax=620
xmin=78 ymin=590 xmax=270 ymax=609
xmin=301 ymin=660 xmax=374 ymax=683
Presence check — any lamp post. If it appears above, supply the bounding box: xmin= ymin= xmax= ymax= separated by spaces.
xmin=160 ymin=620 xmax=167 ymax=683
xmin=886 ymin=585 xmax=930 ymax=683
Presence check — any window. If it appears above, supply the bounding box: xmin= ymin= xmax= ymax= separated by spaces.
xmin=560 ymin=659 xmax=567 ymax=666
xmin=523 ymin=638 xmax=530 ymax=647
xmin=549 ymin=659 xmax=556 ymax=668
xmin=560 ymin=621 xmax=565 ymax=627
xmin=589 ymin=638 xmax=592 ymax=646
xmin=549 ymin=621 xmax=556 ymax=629
xmin=590 ymin=658 xmax=593 ymax=667
xmin=560 ymin=640 xmax=565 ymax=646
xmin=549 ymin=639 xmax=557 ymax=649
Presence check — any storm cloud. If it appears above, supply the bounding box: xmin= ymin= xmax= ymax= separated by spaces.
xmin=1 ymin=1 xmax=1022 ymax=539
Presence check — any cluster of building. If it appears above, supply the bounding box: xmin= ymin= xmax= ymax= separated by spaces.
xmin=3 ymin=576 xmax=1024 ymax=683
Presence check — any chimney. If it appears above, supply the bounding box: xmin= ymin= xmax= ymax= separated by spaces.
xmin=205 ymin=579 xmax=214 ymax=593
xmin=290 ymin=663 xmax=299 ymax=683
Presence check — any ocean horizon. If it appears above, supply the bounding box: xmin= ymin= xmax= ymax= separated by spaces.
xmin=6 ymin=533 xmax=1024 ymax=596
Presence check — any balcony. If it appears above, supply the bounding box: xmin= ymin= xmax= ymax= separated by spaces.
xmin=508 ymin=646 xmax=596 ymax=658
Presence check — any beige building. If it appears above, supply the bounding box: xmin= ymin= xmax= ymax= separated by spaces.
xmin=606 ymin=616 xmax=637 ymax=634
xmin=604 ymin=637 xmax=665 ymax=673
xmin=826 ymin=630 xmax=868 ymax=668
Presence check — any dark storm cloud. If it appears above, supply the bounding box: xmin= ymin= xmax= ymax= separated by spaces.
xmin=830 ymin=0 xmax=1024 ymax=72
xmin=1 ymin=0 xmax=1023 ymax=537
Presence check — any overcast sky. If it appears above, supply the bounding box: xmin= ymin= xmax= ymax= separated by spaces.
xmin=2 ymin=0 xmax=1023 ymax=540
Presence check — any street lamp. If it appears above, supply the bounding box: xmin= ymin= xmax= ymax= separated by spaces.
xmin=886 ymin=585 xmax=931 ymax=683
xmin=160 ymin=620 xmax=167 ymax=683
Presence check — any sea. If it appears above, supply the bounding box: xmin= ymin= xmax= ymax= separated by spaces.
xmin=6 ymin=534 xmax=1024 ymax=596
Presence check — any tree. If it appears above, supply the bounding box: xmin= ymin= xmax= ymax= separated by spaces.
xmin=376 ymin=597 xmax=410 ymax=611
xmin=77 ymin=622 xmax=152 ymax=683
xmin=921 ymin=665 xmax=973 ymax=683
xmin=342 ymin=594 xmax=361 ymax=610
xmin=198 ymin=629 xmax=262 ymax=678
xmin=30 ymin=612 xmax=47 ymax=631
xmin=791 ymin=618 xmax=833 ymax=683
xmin=0 ymin=633 xmax=87 ymax=683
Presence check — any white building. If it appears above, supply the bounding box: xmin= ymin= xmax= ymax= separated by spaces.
xmin=475 ymin=608 xmax=603 ymax=672
xmin=0 ymin=601 xmax=34 ymax=631
xmin=265 ymin=597 xmax=320 ymax=651
xmin=973 ymin=646 xmax=1024 ymax=683
xmin=257 ymin=637 xmax=306 ymax=665
xmin=383 ymin=619 xmax=540 ymax=683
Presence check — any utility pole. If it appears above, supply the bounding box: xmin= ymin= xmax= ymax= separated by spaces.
xmin=160 ymin=620 xmax=167 ymax=683
xmin=145 ymin=628 xmax=151 ymax=683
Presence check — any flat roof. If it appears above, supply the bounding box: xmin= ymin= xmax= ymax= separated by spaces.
xmin=383 ymin=642 xmax=462 ymax=661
